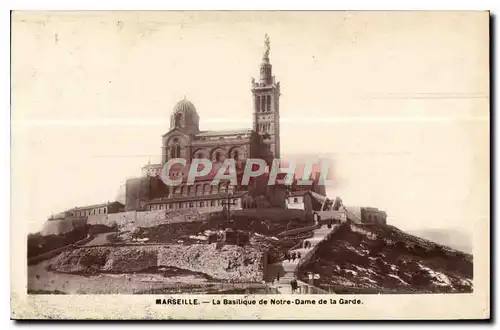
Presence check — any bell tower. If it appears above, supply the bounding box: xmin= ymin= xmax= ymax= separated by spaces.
xmin=251 ymin=34 xmax=281 ymax=159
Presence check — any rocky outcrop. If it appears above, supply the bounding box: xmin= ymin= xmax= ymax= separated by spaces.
xmin=157 ymin=244 xmax=263 ymax=282
xmin=48 ymin=246 xmax=158 ymax=274
xmin=103 ymin=247 xmax=158 ymax=272
xmin=47 ymin=244 xmax=264 ymax=282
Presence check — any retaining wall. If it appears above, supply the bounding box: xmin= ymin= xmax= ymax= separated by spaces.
xmin=41 ymin=217 xmax=87 ymax=236
xmin=277 ymin=224 xmax=319 ymax=238
xmin=87 ymin=209 xmax=209 ymax=230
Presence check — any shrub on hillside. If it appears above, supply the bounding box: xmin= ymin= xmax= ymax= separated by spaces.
xmin=27 ymin=225 xmax=88 ymax=258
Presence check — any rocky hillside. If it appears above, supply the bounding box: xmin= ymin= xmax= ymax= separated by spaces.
xmin=117 ymin=208 xmax=312 ymax=244
xmin=47 ymin=243 xmax=264 ymax=282
xmin=409 ymin=228 xmax=472 ymax=254
xmin=297 ymin=222 xmax=473 ymax=294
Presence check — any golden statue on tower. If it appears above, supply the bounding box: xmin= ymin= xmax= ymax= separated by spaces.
xmin=263 ymin=33 xmax=270 ymax=60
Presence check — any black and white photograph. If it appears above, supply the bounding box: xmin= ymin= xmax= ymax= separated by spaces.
xmin=10 ymin=10 xmax=490 ymax=319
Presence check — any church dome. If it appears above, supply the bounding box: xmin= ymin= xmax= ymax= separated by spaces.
xmin=173 ymin=98 xmax=197 ymax=117
xmin=170 ymin=97 xmax=200 ymax=133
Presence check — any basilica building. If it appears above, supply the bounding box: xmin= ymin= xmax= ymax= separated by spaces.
xmin=125 ymin=35 xmax=286 ymax=213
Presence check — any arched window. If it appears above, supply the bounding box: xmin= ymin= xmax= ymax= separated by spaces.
xmin=215 ymin=151 xmax=221 ymax=162
xmin=196 ymin=184 xmax=203 ymax=196
xmin=233 ymin=150 xmax=239 ymax=161
xmin=266 ymin=95 xmax=271 ymax=111
xmin=211 ymin=184 xmax=218 ymax=194
xmin=174 ymin=113 xmax=182 ymax=127
xmin=170 ymin=138 xmax=181 ymax=158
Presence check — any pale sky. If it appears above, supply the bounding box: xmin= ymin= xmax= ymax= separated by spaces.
xmin=11 ymin=11 xmax=489 ymax=235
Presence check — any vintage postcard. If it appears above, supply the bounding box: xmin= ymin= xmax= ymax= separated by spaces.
xmin=11 ymin=11 xmax=490 ymax=320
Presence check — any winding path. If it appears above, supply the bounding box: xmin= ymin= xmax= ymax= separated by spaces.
xmin=268 ymin=224 xmax=339 ymax=294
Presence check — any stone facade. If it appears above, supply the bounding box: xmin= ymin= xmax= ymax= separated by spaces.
xmin=49 ymin=201 xmax=125 ymax=222
xmin=67 ymin=201 xmax=124 ymax=218
xmin=143 ymin=191 xmax=245 ymax=213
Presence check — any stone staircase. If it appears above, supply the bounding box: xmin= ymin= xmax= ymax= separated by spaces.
xmin=344 ymin=208 xmax=362 ymax=223
xmin=268 ymin=224 xmax=340 ymax=294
